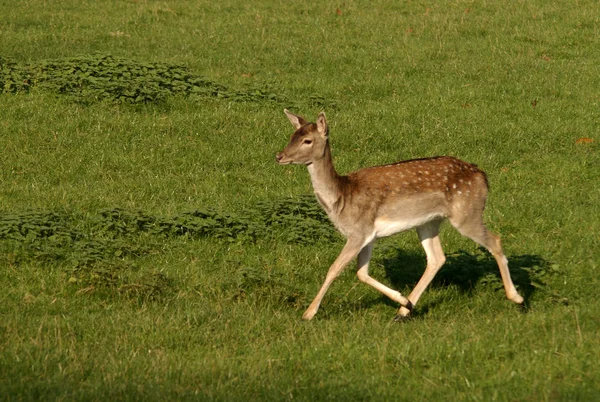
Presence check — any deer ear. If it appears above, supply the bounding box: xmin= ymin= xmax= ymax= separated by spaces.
xmin=317 ymin=112 xmax=328 ymax=138
xmin=284 ymin=109 xmax=307 ymax=130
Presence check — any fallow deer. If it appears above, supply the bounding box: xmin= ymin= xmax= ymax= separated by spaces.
xmin=276 ymin=110 xmax=524 ymax=321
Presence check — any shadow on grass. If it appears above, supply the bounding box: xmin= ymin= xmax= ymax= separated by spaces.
xmin=313 ymin=248 xmax=563 ymax=320
xmin=379 ymin=248 xmax=555 ymax=313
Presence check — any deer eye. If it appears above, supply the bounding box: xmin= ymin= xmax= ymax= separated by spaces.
xmin=302 ymin=139 xmax=313 ymax=145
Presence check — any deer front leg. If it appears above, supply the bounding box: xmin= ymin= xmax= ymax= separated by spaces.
xmin=302 ymin=238 xmax=365 ymax=321
xmin=356 ymin=241 xmax=412 ymax=307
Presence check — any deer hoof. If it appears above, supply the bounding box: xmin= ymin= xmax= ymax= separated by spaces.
xmin=510 ymin=293 xmax=525 ymax=305
xmin=302 ymin=309 xmax=316 ymax=321
xmin=393 ymin=314 xmax=412 ymax=323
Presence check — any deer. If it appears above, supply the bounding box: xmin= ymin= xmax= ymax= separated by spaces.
xmin=275 ymin=109 xmax=524 ymax=321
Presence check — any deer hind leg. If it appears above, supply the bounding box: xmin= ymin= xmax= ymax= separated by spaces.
xmin=450 ymin=216 xmax=524 ymax=305
xmin=395 ymin=220 xmax=446 ymax=320
xmin=356 ymin=240 xmax=412 ymax=308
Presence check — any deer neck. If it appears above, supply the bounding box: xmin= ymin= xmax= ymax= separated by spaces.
xmin=306 ymin=143 xmax=343 ymax=213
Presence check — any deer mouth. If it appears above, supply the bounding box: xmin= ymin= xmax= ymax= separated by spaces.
xmin=275 ymin=152 xmax=292 ymax=165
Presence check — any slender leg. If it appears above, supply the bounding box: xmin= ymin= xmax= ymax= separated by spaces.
xmin=302 ymin=237 xmax=364 ymax=320
xmin=451 ymin=218 xmax=524 ymax=304
xmin=396 ymin=221 xmax=446 ymax=319
xmin=356 ymin=241 xmax=411 ymax=306
xmin=483 ymin=231 xmax=524 ymax=304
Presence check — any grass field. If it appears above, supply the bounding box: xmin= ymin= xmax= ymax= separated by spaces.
xmin=1 ymin=1 xmax=599 ymax=400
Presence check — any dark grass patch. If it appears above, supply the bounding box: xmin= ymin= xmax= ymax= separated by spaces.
xmin=0 ymin=54 xmax=337 ymax=109
xmin=0 ymin=196 xmax=336 ymax=301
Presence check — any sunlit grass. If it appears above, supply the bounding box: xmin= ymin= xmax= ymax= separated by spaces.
xmin=1 ymin=0 xmax=599 ymax=400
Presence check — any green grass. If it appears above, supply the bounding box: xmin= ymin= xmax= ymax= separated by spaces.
xmin=1 ymin=1 xmax=599 ymax=400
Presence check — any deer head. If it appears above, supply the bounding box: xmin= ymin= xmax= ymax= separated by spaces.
xmin=276 ymin=109 xmax=329 ymax=165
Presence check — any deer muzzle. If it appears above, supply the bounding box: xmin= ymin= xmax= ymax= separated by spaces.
xmin=275 ymin=152 xmax=290 ymax=164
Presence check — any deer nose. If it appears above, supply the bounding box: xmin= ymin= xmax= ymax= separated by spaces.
xmin=275 ymin=152 xmax=284 ymax=162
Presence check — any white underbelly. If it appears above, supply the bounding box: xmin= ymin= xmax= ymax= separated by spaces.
xmin=373 ymin=213 xmax=442 ymax=238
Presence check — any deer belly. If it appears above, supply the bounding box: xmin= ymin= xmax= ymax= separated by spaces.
xmin=373 ymin=213 xmax=442 ymax=238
